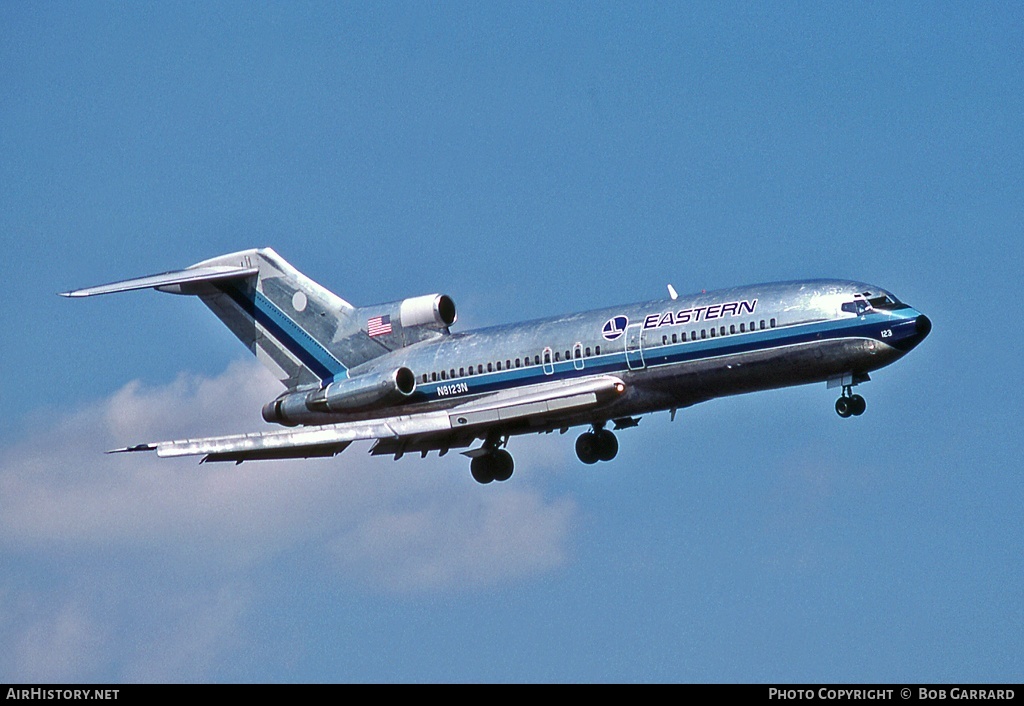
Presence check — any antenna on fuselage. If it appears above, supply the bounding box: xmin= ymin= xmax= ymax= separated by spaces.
xmin=667 ymin=284 xmax=678 ymax=300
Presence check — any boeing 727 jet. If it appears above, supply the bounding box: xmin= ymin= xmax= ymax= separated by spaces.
xmin=62 ymin=248 xmax=931 ymax=484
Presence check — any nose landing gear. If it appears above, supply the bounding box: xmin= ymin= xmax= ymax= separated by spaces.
xmin=835 ymin=386 xmax=866 ymax=418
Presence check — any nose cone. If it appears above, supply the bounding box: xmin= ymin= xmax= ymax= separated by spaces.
xmin=892 ymin=309 xmax=933 ymax=350
xmin=916 ymin=314 xmax=932 ymax=341
xmin=892 ymin=312 xmax=932 ymax=352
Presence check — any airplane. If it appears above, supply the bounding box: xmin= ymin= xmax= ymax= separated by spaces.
xmin=62 ymin=247 xmax=931 ymax=484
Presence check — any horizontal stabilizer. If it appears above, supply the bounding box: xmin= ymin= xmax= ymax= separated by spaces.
xmin=59 ymin=265 xmax=259 ymax=298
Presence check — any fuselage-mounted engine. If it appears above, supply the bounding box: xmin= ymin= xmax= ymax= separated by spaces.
xmin=399 ymin=293 xmax=456 ymax=330
xmin=352 ymin=293 xmax=457 ymax=349
xmin=262 ymin=367 xmax=416 ymax=426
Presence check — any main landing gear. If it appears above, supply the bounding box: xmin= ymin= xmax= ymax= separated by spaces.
xmin=575 ymin=425 xmax=619 ymax=465
xmin=469 ymin=434 xmax=514 ymax=484
xmin=835 ymin=386 xmax=866 ymax=418
xmin=468 ymin=424 xmax=622 ymax=483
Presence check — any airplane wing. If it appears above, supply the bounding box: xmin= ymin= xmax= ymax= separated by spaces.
xmin=111 ymin=375 xmax=626 ymax=464
xmin=59 ymin=264 xmax=259 ymax=298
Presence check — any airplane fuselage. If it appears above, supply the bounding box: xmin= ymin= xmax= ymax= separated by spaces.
xmin=281 ymin=278 xmax=930 ymax=434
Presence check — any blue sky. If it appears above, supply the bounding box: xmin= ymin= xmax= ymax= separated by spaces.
xmin=1 ymin=1 xmax=1021 ymax=683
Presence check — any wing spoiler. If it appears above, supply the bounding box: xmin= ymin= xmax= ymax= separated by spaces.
xmin=59 ymin=264 xmax=259 ymax=298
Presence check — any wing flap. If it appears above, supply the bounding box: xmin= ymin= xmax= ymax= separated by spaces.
xmin=60 ymin=265 xmax=259 ymax=298
xmin=140 ymin=411 xmax=453 ymax=460
xmin=201 ymin=441 xmax=353 ymax=464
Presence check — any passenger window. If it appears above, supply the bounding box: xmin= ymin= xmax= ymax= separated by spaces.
xmin=585 ymin=347 xmax=591 ymax=356
xmin=534 ymin=355 xmax=541 ymax=365
xmin=595 ymin=346 xmax=601 ymax=355
xmin=701 ymin=329 xmax=706 ymax=339
xmin=672 ymin=334 xmax=678 ymax=344
xmin=720 ymin=326 xmax=726 ymax=336
xmin=760 ymin=320 xmax=766 ymax=330
xmin=496 ymin=361 xmax=502 ymax=371
xmin=770 ymin=318 xmax=776 ymax=328
xmin=431 ymin=372 xmax=437 ymax=382
xmin=730 ymin=325 xmax=736 ymax=335
xmin=662 ymin=335 xmax=668 ymax=345
xmin=487 ymin=363 xmax=493 ymax=372
xmin=450 ymin=369 xmax=455 ymax=378
xmin=555 ymin=352 xmax=560 ymax=362
xmin=515 ymin=358 xmax=520 ymax=368
xmin=740 ymin=323 xmax=745 ymax=333
xmin=440 ymin=370 xmax=446 ymax=380
xmin=506 ymin=360 xmax=511 ymax=369
xmin=710 ymin=328 xmax=716 ymax=338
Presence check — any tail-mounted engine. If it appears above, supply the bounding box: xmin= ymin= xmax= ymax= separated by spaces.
xmin=399 ymin=293 xmax=456 ymax=330
xmin=355 ymin=293 xmax=457 ymax=348
xmin=262 ymin=367 xmax=416 ymax=425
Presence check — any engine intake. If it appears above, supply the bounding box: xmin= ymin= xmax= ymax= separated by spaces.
xmin=399 ymin=294 xmax=456 ymax=329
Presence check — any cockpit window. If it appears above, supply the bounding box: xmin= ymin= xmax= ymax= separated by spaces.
xmin=866 ymin=294 xmax=906 ymax=310
xmin=843 ymin=294 xmax=908 ymax=314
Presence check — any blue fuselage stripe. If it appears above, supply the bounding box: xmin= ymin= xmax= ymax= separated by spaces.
xmin=410 ymin=310 xmax=918 ymax=400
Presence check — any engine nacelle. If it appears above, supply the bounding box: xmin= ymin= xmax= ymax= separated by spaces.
xmin=308 ymin=367 xmax=416 ymax=412
xmin=262 ymin=367 xmax=416 ymax=424
xmin=399 ymin=293 xmax=457 ymax=329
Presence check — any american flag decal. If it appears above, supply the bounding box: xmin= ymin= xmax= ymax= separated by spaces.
xmin=367 ymin=314 xmax=392 ymax=337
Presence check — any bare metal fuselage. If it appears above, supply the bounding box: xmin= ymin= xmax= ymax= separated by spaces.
xmin=284 ymin=279 xmax=929 ymax=443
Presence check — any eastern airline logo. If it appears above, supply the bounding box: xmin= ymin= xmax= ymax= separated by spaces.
xmin=602 ymin=315 xmax=628 ymax=340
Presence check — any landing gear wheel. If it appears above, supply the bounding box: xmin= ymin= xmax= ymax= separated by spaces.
xmin=849 ymin=394 xmax=866 ymax=416
xmin=575 ymin=432 xmax=599 ymax=465
xmin=470 ymin=449 xmax=514 ymax=484
xmin=471 ymin=455 xmax=495 ymax=484
xmin=491 ymin=449 xmax=514 ymax=482
xmin=836 ymin=387 xmax=867 ymax=418
xmin=594 ymin=429 xmax=618 ymax=462
xmin=576 ymin=428 xmax=619 ymax=464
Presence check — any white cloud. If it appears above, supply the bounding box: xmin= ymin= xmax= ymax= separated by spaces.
xmin=2 ymin=595 xmax=109 ymax=683
xmin=333 ymin=488 xmax=575 ymax=593
xmin=0 ymin=360 xmax=579 ymax=680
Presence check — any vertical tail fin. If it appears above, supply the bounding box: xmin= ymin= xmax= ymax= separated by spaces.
xmin=187 ymin=248 xmax=357 ymax=389
xmin=63 ymin=248 xmax=367 ymax=390
xmin=63 ymin=248 xmax=432 ymax=391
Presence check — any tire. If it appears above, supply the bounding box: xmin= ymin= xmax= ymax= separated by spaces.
xmin=492 ymin=449 xmax=514 ymax=482
xmin=594 ymin=429 xmax=619 ymax=462
xmin=835 ymin=397 xmax=853 ymax=418
xmin=575 ymin=432 xmax=599 ymax=464
xmin=470 ymin=455 xmax=495 ymax=484
xmin=850 ymin=394 xmax=866 ymax=416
